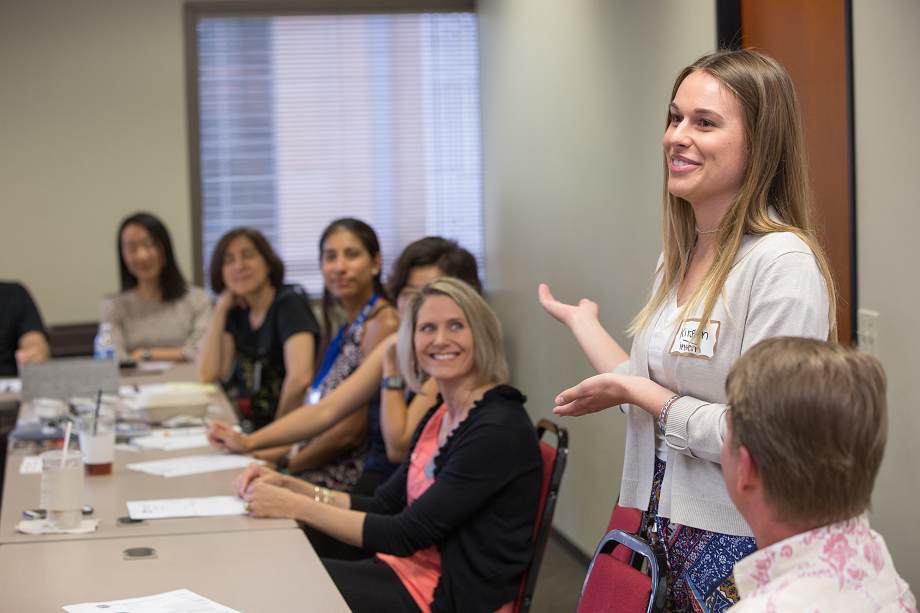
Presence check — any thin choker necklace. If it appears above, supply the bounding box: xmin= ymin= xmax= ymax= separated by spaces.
xmin=695 ymin=226 xmax=720 ymax=235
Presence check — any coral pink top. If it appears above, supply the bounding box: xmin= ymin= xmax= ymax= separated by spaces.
xmin=378 ymin=404 xmax=513 ymax=613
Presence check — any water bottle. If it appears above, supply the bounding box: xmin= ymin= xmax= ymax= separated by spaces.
xmin=93 ymin=323 xmax=116 ymax=361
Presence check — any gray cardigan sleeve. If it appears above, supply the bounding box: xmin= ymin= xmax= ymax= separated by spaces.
xmin=664 ymin=251 xmax=829 ymax=463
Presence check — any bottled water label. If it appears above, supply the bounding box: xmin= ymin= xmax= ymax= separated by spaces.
xmin=94 ymin=346 xmax=116 ymax=360
xmin=94 ymin=323 xmax=116 ymax=361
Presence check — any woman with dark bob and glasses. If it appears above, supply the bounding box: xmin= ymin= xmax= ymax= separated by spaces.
xmin=198 ymin=227 xmax=320 ymax=432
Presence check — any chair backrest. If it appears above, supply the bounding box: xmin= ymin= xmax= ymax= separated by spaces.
xmin=606 ymin=503 xmax=644 ymax=563
xmin=577 ymin=529 xmax=667 ymax=613
xmin=20 ymin=357 xmax=119 ymax=401
xmin=46 ymin=322 xmax=98 ymax=358
xmin=514 ymin=418 xmax=568 ymax=613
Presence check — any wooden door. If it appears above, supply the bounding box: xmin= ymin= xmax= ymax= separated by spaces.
xmin=719 ymin=0 xmax=855 ymax=343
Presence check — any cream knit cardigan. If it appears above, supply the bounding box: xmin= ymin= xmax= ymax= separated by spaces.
xmin=615 ymin=231 xmax=830 ymax=536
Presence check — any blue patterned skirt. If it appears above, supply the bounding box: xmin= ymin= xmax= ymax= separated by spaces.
xmin=643 ymin=457 xmax=756 ymax=612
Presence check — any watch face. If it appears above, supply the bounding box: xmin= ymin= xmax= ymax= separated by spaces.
xmin=383 ymin=376 xmax=405 ymax=390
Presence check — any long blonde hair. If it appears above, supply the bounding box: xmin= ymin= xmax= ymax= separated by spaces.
xmin=628 ymin=49 xmax=837 ymax=340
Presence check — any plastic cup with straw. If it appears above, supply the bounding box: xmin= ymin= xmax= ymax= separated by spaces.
xmin=93 ymin=388 xmax=102 ymax=436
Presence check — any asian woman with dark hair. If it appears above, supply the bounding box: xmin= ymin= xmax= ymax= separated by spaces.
xmin=100 ymin=212 xmax=211 ymax=362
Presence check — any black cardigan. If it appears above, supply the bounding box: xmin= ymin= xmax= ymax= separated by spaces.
xmin=350 ymin=385 xmax=542 ymax=613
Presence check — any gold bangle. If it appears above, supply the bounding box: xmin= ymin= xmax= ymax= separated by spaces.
xmin=312 ymin=485 xmax=332 ymax=505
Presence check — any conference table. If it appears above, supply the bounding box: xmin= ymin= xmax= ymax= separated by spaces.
xmin=0 ymin=362 xmax=350 ymax=612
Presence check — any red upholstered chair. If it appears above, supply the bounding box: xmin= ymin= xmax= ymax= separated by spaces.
xmin=606 ymin=503 xmax=643 ymax=564
xmin=576 ymin=527 xmax=667 ymax=613
xmin=513 ymin=418 xmax=568 ymax=613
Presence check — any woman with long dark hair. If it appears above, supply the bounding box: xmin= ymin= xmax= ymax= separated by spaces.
xmin=101 ymin=212 xmax=210 ymax=362
xmin=282 ymin=218 xmax=399 ymax=490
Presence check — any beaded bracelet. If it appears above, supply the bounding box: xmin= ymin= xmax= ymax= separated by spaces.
xmin=658 ymin=395 xmax=681 ymax=434
xmin=312 ymin=485 xmax=332 ymax=505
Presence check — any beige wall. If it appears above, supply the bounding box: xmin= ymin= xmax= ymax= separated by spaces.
xmin=478 ymin=0 xmax=715 ymax=553
xmin=0 ymin=0 xmax=191 ymax=324
xmin=853 ymin=0 xmax=920 ymax=589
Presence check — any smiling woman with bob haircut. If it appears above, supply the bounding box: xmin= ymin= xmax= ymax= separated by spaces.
xmin=539 ymin=49 xmax=837 ymax=609
xmin=198 ymin=227 xmax=320 ymax=432
xmin=232 ymin=278 xmax=541 ymax=613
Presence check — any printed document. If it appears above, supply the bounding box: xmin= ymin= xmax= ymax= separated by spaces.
xmin=126 ymin=454 xmax=262 ymax=478
xmin=126 ymin=496 xmax=247 ymax=520
xmin=63 ymin=588 xmax=240 ymax=613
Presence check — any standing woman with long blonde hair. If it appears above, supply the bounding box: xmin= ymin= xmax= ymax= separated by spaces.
xmin=540 ymin=49 xmax=836 ymax=610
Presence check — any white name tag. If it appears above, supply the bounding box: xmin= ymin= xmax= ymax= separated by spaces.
xmin=670 ymin=319 xmax=720 ymax=359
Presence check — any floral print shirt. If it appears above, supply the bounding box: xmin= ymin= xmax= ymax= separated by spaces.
xmin=731 ymin=515 xmax=916 ymax=612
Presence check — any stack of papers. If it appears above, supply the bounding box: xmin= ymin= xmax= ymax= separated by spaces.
xmin=120 ymin=383 xmax=218 ymax=422
xmin=126 ymin=454 xmax=262 ymax=478
xmin=120 ymin=382 xmax=216 ymax=406
xmin=64 ymin=589 xmax=240 ymax=613
xmin=126 ymin=496 xmax=247 ymax=520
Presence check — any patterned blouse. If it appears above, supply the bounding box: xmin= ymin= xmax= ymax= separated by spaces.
xmin=732 ymin=514 xmax=917 ymax=612
xmin=297 ymin=312 xmax=371 ymax=491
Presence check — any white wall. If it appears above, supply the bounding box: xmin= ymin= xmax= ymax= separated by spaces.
xmin=0 ymin=0 xmax=191 ymax=324
xmin=853 ymin=0 xmax=920 ymax=590
xmin=478 ymin=0 xmax=715 ymax=553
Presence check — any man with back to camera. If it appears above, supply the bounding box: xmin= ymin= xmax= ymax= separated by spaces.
xmin=0 ymin=281 xmax=50 ymax=376
xmin=721 ymin=336 xmax=916 ymax=612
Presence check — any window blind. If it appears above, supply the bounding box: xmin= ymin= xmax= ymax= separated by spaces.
xmin=195 ymin=12 xmax=484 ymax=297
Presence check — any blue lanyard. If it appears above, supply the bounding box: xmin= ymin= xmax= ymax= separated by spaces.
xmin=311 ymin=293 xmax=379 ymax=394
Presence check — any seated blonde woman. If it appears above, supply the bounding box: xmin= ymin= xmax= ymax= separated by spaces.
xmin=231 ymin=278 xmax=541 ymax=613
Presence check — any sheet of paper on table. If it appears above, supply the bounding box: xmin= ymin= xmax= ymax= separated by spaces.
xmin=130 ymin=427 xmax=210 ymax=451
xmin=126 ymin=496 xmax=247 ymax=520
xmin=63 ymin=588 xmax=241 ymax=613
xmin=19 ymin=455 xmax=43 ymax=474
xmin=126 ymin=454 xmax=263 ymax=478
xmin=0 ymin=377 xmax=20 ymax=393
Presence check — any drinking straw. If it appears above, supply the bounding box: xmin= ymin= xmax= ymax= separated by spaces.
xmin=93 ymin=388 xmax=102 ymax=436
xmin=61 ymin=420 xmax=73 ymax=467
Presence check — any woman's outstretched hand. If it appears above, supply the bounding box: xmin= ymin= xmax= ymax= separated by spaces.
xmin=206 ymin=419 xmax=250 ymax=453
xmin=553 ymin=373 xmax=635 ymax=417
xmin=538 ymin=283 xmax=599 ymax=329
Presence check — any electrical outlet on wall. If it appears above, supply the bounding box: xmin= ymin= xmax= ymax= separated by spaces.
xmin=857 ymin=308 xmax=880 ymax=357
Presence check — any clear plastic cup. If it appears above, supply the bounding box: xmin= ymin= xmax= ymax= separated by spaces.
xmin=77 ymin=407 xmax=115 ymax=476
xmin=40 ymin=449 xmax=84 ymax=529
